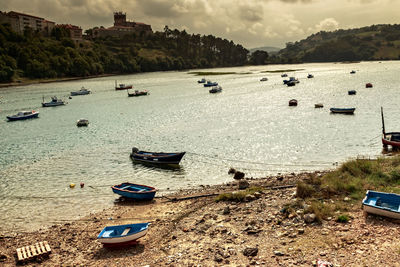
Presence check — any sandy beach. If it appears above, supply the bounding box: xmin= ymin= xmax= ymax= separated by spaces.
xmin=1 ymin=170 xmax=400 ymax=266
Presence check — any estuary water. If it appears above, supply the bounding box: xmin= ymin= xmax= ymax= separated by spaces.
xmin=0 ymin=61 xmax=398 ymax=232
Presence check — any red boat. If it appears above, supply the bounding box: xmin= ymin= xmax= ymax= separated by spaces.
xmin=366 ymin=83 xmax=373 ymax=88
xmin=381 ymin=107 xmax=400 ymax=150
xmin=115 ymin=80 xmax=133 ymax=90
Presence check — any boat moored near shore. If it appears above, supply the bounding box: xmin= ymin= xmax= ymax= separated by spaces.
xmin=330 ymin=107 xmax=355 ymax=114
xmin=42 ymin=96 xmax=66 ymax=107
xmin=6 ymin=110 xmax=39 ymax=121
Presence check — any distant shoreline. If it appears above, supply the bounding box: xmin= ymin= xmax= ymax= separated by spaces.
xmin=0 ymin=73 xmax=118 ymax=89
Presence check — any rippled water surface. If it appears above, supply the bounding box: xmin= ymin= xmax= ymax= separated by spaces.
xmin=1 ymin=62 xmax=398 ymax=232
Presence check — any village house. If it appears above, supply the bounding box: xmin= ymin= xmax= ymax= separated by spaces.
xmin=56 ymin=24 xmax=83 ymax=42
xmin=0 ymin=11 xmax=54 ymax=35
xmin=92 ymin=12 xmax=152 ymax=38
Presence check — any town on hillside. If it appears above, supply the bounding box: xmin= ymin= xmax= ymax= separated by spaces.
xmin=0 ymin=10 xmax=152 ymax=42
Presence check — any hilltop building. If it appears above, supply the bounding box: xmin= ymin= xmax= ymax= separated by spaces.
xmin=92 ymin=12 xmax=152 ymax=38
xmin=56 ymin=24 xmax=83 ymax=42
xmin=0 ymin=11 xmax=54 ymax=35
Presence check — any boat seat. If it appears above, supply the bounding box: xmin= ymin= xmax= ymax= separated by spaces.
xmin=368 ymin=197 xmax=378 ymax=206
xmin=121 ymin=227 xmax=131 ymax=236
xmin=102 ymin=230 xmax=114 ymax=238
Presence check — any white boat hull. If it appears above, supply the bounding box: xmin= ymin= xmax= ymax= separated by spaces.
xmin=98 ymin=228 xmax=148 ymax=244
xmin=363 ymin=204 xmax=400 ymax=220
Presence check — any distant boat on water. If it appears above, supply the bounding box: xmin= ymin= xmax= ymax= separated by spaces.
xmin=366 ymin=83 xmax=373 ymax=88
xmin=128 ymin=90 xmax=148 ymax=97
xmin=315 ymin=103 xmax=324 ymax=108
xmin=204 ymin=81 xmax=218 ymax=87
xmin=76 ymin=118 xmax=89 ymax=127
xmin=198 ymin=78 xmax=206 ymax=83
xmin=115 ymin=80 xmax=133 ymax=90
xmin=130 ymin=147 xmax=185 ymax=165
xmin=350 ymin=70 xmax=356 ymax=74
xmin=289 ymin=99 xmax=298 ymax=106
xmin=381 ymin=107 xmax=400 ymax=150
xmin=260 ymin=77 xmax=268 ymax=81
xmin=209 ymin=85 xmax=222 ymax=93
xmin=330 ymin=107 xmax=355 ymax=114
xmin=307 ymin=74 xmax=314 ymax=78
xmin=7 ymin=110 xmax=39 ymax=121
xmin=42 ymin=96 xmax=65 ymax=107
xmin=71 ymin=87 xmax=91 ymax=96
xmin=348 ymin=90 xmax=357 ymax=95
xmin=281 ymin=73 xmax=288 ymax=77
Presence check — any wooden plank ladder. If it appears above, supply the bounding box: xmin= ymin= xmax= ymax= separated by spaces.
xmin=16 ymin=241 xmax=51 ymax=262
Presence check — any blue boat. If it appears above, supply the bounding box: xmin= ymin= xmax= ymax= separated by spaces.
xmin=97 ymin=223 xmax=149 ymax=247
xmin=7 ymin=110 xmax=39 ymax=121
xmin=362 ymin=190 xmax=400 ymax=219
xmin=330 ymin=107 xmax=355 ymax=114
xmin=198 ymin=78 xmax=206 ymax=83
xmin=130 ymin=147 xmax=185 ymax=165
xmin=203 ymin=81 xmax=218 ymax=87
xmin=112 ymin=182 xmax=156 ymax=200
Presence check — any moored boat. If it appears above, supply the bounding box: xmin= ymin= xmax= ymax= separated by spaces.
xmin=203 ymin=81 xmax=218 ymax=87
xmin=366 ymin=83 xmax=373 ymax=88
xmin=71 ymin=87 xmax=91 ymax=96
xmin=115 ymin=80 xmax=133 ymax=90
xmin=130 ymin=147 xmax=185 ymax=165
xmin=283 ymin=77 xmax=299 ymax=85
xmin=307 ymin=74 xmax=314 ymax=78
xmin=7 ymin=110 xmax=39 ymax=121
xmin=348 ymin=90 xmax=357 ymax=95
xmin=198 ymin=78 xmax=206 ymax=83
xmin=97 ymin=223 xmax=149 ymax=247
xmin=260 ymin=77 xmax=268 ymax=81
xmin=330 ymin=107 xmax=355 ymax=114
xmin=315 ymin=103 xmax=324 ymax=108
xmin=362 ymin=190 xmax=400 ymax=220
xmin=209 ymin=85 xmax=222 ymax=93
xmin=381 ymin=107 xmax=400 ymax=150
xmin=76 ymin=118 xmax=89 ymax=127
xmin=281 ymin=73 xmax=288 ymax=77
xmin=112 ymin=182 xmax=156 ymax=200
xmin=288 ymin=99 xmax=298 ymax=106
xmin=128 ymin=90 xmax=148 ymax=97
xmin=42 ymin=96 xmax=65 ymax=107
xmin=350 ymin=70 xmax=356 ymax=74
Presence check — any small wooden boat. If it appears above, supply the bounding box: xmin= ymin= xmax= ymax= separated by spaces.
xmin=288 ymin=99 xmax=298 ymax=106
xmin=314 ymin=103 xmax=324 ymax=108
xmin=381 ymin=107 xmax=400 ymax=149
xmin=76 ymin=118 xmax=89 ymax=127
xmin=42 ymin=96 xmax=65 ymax=107
xmin=97 ymin=223 xmax=149 ymax=247
xmin=330 ymin=107 xmax=355 ymax=114
xmin=348 ymin=90 xmax=357 ymax=95
xmin=115 ymin=80 xmax=132 ymax=90
xmin=7 ymin=110 xmax=39 ymax=121
xmin=198 ymin=78 xmax=206 ymax=83
xmin=307 ymin=74 xmax=314 ymax=78
xmin=130 ymin=147 xmax=185 ymax=165
xmin=203 ymin=81 xmax=218 ymax=87
xmin=209 ymin=85 xmax=222 ymax=93
xmin=260 ymin=77 xmax=268 ymax=81
xmin=366 ymin=83 xmax=373 ymax=88
xmin=362 ymin=190 xmax=400 ymax=219
xmin=71 ymin=87 xmax=91 ymax=96
xmin=128 ymin=90 xmax=148 ymax=97
xmin=112 ymin=183 xmax=156 ymax=200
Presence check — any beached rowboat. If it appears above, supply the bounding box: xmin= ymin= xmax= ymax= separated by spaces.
xmin=112 ymin=183 xmax=156 ymax=200
xmin=362 ymin=190 xmax=400 ymax=220
xmin=97 ymin=223 xmax=149 ymax=247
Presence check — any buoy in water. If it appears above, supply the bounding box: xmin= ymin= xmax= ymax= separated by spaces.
xmin=70 ymin=183 xmax=76 ymax=188
xmin=80 ymin=182 xmax=85 ymax=188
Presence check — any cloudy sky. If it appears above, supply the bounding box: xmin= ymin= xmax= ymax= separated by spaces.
xmin=1 ymin=0 xmax=399 ymax=49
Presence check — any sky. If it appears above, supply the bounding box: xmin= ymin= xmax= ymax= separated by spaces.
xmin=1 ymin=0 xmax=399 ymax=49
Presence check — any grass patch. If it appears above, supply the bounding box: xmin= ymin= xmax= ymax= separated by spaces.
xmin=188 ymin=71 xmax=238 ymax=76
xmin=296 ymin=156 xmax=400 ymax=201
xmin=336 ymin=214 xmax=350 ymax=223
xmin=215 ymin=186 xmax=263 ymax=202
xmin=261 ymin=69 xmax=304 ymax=73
